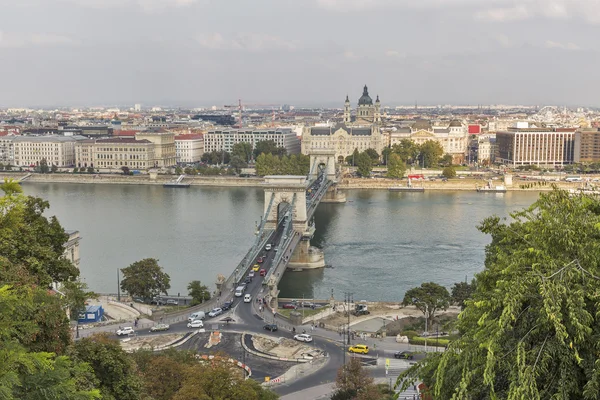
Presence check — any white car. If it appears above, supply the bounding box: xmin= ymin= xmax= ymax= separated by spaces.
xmin=187 ymin=319 xmax=204 ymax=328
xmin=116 ymin=327 xmax=135 ymax=336
xmin=244 ymin=294 xmax=252 ymax=303
xmin=208 ymin=308 xmax=223 ymax=318
xmin=249 ymin=271 xmax=255 ymax=278
xmin=265 ymin=244 xmax=272 ymax=251
xmin=293 ymin=334 xmax=313 ymax=343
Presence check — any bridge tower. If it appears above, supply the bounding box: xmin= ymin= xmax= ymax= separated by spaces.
xmin=308 ymin=149 xmax=337 ymax=182
xmin=263 ymin=175 xmax=309 ymax=233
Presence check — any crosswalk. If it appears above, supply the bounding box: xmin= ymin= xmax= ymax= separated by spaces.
xmin=378 ymin=358 xmax=422 ymax=399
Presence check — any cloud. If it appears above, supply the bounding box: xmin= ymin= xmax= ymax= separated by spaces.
xmin=545 ymin=40 xmax=581 ymax=50
xmin=385 ymin=50 xmax=406 ymax=58
xmin=59 ymin=0 xmax=204 ymax=12
xmin=494 ymin=34 xmax=512 ymax=48
xmin=0 ymin=31 xmax=79 ymax=48
xmin=196 ymin=33 xmax=296 ymax=52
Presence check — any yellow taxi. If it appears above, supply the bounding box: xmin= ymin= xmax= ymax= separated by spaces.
xmin=252 ymin=264 xmax=260 ymax=272
xmin=348 ymin=344 xmax=369 ymax=354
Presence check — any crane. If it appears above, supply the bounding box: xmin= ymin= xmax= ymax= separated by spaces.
xmin=223 ymin=100 xmax=280 ymax=128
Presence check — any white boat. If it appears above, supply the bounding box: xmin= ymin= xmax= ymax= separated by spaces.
xmin=477 ymin=180 xmax=507 ymax=193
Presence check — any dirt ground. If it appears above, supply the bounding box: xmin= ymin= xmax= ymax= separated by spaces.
xmin=119 ymin=333 xmax=184 ymax=352
xmin=252 ymin=335 xmax=317 ymax=359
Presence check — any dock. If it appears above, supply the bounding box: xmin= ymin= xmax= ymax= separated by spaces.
xmin=163 ymin=174 xmax=190 ymax=188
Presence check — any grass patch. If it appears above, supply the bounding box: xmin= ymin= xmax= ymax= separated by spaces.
xmin=409 ymin=337 xmax=451 ymax=347
xmin=277 ymin=308 xmax=322 ymax=319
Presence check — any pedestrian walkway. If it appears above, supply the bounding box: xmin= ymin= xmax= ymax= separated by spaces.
xmin=279 ymin=383 xmax=334 ymax=400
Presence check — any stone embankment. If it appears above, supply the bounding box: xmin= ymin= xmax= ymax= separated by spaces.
xmin=0 ymin=171 xmax=584 ymax=191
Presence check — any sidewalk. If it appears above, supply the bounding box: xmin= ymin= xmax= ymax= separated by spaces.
xmin=279 ymin=383 xmax=334 ymax=400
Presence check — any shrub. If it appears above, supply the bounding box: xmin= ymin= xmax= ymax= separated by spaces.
xmin=400 ymin=330 xmax=420 ymax=339
xmin=408 ymin=336 xmax=450 ymax=347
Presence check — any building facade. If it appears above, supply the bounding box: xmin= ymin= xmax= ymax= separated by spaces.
xmin=204 ymin=128 xmax=301 ymax=155
xmin=343 ymin=85 xmax=381 ymax=124
xmin=574 ymin=128 xmax=600 ymax=163
xmin=135 ymin=131 xmax=176 ymax=167
xmin=75 ymin=138 xmax=156 ymax=170
xmin=175 ymin=134 xmax=204 ymax=163
xmin=301 ymin=123 xmax=384 ymax=163
xmin=12 ymin=136 xmax=86 ymax=167
xmin=495 ymin=127 xmax=576 ymax=167
xmin=63 ymin=230 xmax=81 ymax=270
xmin=0 ymin=136 xmax=14 ymax=164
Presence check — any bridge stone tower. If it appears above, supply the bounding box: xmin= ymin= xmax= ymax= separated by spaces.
xmin=263 ymin=176 xmax=309 ymax=233
xmin=308 ymin=149 xmax=337 ymax=182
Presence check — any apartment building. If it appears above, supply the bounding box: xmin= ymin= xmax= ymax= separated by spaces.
xmin=574 ymin=128 xmax=600 ymax=163
xmin=495 ymin=125 xmax=576 ymax=167
xmin=175 ymin=134 xmax=204 ymax=163
xmin=75 ymin=138 xmax=156 ymax=170
xmin=0 ymin=136 xmax=14 ymax=164
xmin=204 ymin=128 xmax=301 ymax=155
xmin=12 ymin=135 xmax=86 ymax=167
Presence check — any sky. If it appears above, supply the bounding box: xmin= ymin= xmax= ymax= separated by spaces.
xmin=1 ymin=0 xmax=600 ymax=108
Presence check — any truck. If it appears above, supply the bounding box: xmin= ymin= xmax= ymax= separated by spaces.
xmin=352 ymin=302 xmax=370 ymax=316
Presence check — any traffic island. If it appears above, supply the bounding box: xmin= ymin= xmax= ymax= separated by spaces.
xmin=241 ymin=333 xmax=326 ymax=362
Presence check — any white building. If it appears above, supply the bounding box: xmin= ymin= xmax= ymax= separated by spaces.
xmin=175 ymin=134 xmax=204 ymax=163
xmin=496 ymin=127 xmax=576 ymax=167
xmin=204 ymin=128 xmax=301 ymax=155
xmin=12 ymin=135 xmax=87 ymax=167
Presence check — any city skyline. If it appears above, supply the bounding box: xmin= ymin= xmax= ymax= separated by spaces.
xmin=1 ymin=0 xmax=600 ymax=107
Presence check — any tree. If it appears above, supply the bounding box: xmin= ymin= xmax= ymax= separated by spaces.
xmin=381 ymin=146 xmax=392 ymax=166
xmin=229 ymin=155 xmax=248 ymax=174
xmin=253 ymin=140 xmax=280 ymax=159
xmin=175 ymin=166 xmax=183 ymax=175
xmin=364 ymin=148 xmax=380 ymax=165
xmin=440 ymin=153 xmax=454 ymax=167
xmin=402 ymin=282 xmax=450 ymax=321
xmin=349 ymin=148 xmax=360 ymax=166
xmin=442 ymin=165 xmax=456 ymax=179
xmin=386 ymin=153 xmax=406 ymax=179
xmin=121 ymin=166 xmax=130 ymax=175
xmin=51 ymin=164 xmax=58 ymax=173
xmin=62 ymin=280 xmax=97 ymax=320
xmin=120 ymin=258 xmax=170 ymax=300
xmin=87 ymin=167 xmax=94 ymax=174
xmin=392 ymin=139 xmax=420 ymax=165
xmin=232 ymin=142 xmax=253 ymax=163
xmin=39 ymin=158 xmax=50 ymax=174
xmin=69 ymin=334 xmax=143 ymax=400
xmin=356 ymin=152 xmax=373 ymax=178
xmin=187 ymin=280 xmax=211 ymax=305
xmin=332 ymin=357 xmax=380 ymax=400
xmin=450 ymin=281 xmax=474 ymax=309
xmin=398 ymin=190 xmax=600 ymax=399
xmin=418 ymin=140 xmax=444 ymax=168
xmin=73 ymin=167 xmax=78 ymax=173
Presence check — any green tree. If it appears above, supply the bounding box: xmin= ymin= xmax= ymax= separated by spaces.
xmin=450 ymin=280 xmax=474 ymax=309
xmin=418 ymin=140 xmax=444 ymax=168
xmin=347 ymin=148 xmax=360 ymax=166
xmin=402 ymin=282 xmax=450 ymax=321
xmin=73 ymin=167 xmax=78 ymax=173
xmin=232 ymin=142 xmax=253 ymax=163
xmin=62 ymin=280 xmax=97 ymax=320
xmin=5 ymin=164 xmax=12 ymax=171
xmin=440 ymin=153 xmax=454 ymax=167
xmin=356 ymin=152 xmax=373 ymax=178
xmin=51 ymin=164 xmax=58 ymax=173
xmin=39 ymin=158 xmax=50 ymax=173
xmin=121 ymin=166 xmax=130 ymax=175
xmin=184 ymin=167 xmax=195 ymax=175
xmin=120 ymin=258 xmax=171 ymax=300
xmin=392 ymin=139 xmax=420 ymax=165
xmin=364 ymin=148 xmax=380 ymax=165
xmin=399 ymin=190 xmax=600 ymax=399
xmin=442 ymin=165 xmax=457 ymax=179
xmin=253 ymin=140 xmax=282 ymax=159
xmin=332 ymin=357 xmax=380 ymax=400
xmin=187 ymin=280 xmax=211 ymax=306
xmin=229 ymin=155 xmax=248 ymax=174
xmin=86 ymin=167 xmax=94 ymax=174
xmin=69 ymin=334 xmax=143 ymax=400
xmin=175 ymin=166 xmax=183 ymax=175
xmin=386 ymin=153 xmax=406 ymax=179
xmin=381 ymin=146 xmax=392 ymax=165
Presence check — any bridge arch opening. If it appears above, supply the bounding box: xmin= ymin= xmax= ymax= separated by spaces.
xmin=277 ymin=201 xmax=291 ymax=224
xmin=337 ymin=155 xmax=344 ymax=164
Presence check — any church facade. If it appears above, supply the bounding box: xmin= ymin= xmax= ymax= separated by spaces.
xmin=302 ymin=85 xmax=384 ymax=162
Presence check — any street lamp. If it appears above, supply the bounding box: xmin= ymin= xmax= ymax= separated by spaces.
xmin=424 ymin=304 xmax=429 ymax=353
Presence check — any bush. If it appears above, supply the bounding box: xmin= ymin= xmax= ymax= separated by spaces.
xmin=409 ymin=336 xmax=450 ymax=347
xmin=400 ymin=330 xmax=420 ymax=339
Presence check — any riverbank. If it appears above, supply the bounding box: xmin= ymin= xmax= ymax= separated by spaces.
xmin=0 ymin=171 xmax=584 ymax=192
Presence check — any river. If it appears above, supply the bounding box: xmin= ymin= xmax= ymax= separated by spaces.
xmin=22 ymin=183 xmax=540 ymax=301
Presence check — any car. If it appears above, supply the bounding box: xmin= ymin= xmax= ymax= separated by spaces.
xmin=208 ymin=308 xmax=223 ymax=317
xmin=244 ymin=294 xmax=252 ymax=303
xmin=274 ymin=247 xmax=279 ymax=252
xmin=150 ymin=298 xmax=165 ymax=305
xmin=249 ymin=270 xmax=255 ymax=278
xmin=257 ymin=257 xmax=264 ymax=263
xmin=187 ymin=319 xmax=204 ymax=328
xmin=116 ymin=327 xmax=135 ymax=336
xmin=293 ymin=334 xmax=313 ymax=342
xmin=244 ymin=277 xmax=252 ymax=284
xmin=259 ymin=268 xmax=266 ymax=277
xmin=263 ymin=324 xmax=278 ymax=332
xmin=301 ymin=302 xmax=317 ymax=309
xmin=150 ymin=323 xmax=170 ymax=332
xmin=166 ymin=299 xmax=178 ymax=306
xmin=222 ymin=300 xmax=234 ymax=311
xmin=282 ymin=303 xmax=297 ymax=310
xmin=394 ymin=351 xmax=414 ymax=360
xmin=349 ymin=344 xmax=369 ymax=354
xmin=265 ymin=244 xmax=272 ymax=251
xmin=252 ymin=264 xmax=260 ymax=272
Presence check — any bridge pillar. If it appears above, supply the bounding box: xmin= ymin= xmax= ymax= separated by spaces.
xmin=309 ymin=150 xmax=337 ymax=182
xmin=263 ymin=176 xmax=309 ymax=231
xmin=320 ymin=184 xmax=347 ymax=203
xmin=288 ymin=240 xmax=325 ymax=270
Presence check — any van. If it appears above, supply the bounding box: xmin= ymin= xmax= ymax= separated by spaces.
xmin=265 ymin=244 xmax=272 ymax=251
xmin=188 ymin=311 xmax=205 ymax=322
xmin=234 ymin=286 xmax=246 ymax=297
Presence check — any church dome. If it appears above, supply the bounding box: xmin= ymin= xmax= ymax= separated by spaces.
xmin=358 ymin=85 xmax=373 ymax=106
xmin=448 ymin=119 xmax=462 ymax=127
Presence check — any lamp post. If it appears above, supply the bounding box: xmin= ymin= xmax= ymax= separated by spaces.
xmin=424 ymin=304 xmax=428 ymax=353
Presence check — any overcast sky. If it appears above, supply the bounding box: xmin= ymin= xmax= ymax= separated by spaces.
xmin=1 ymin=0 xmax=599 ymax=108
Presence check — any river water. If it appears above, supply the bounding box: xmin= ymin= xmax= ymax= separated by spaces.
xmin=22 ymin=183 xmax=540 ymax=301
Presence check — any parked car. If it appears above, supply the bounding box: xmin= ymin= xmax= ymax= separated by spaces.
xmin=349 ymin=344 xmax=369 ymax=354
xmin=188 ymin=311 xmax=205 ymax=322
xmin=249 ymin=271 xmax=255 ymax=278
xmin=208 ymin=308 xmax=223 ymax=317
xmin=187 ymin=319 xmax=204 ymax=328
xmin=150 ymin=323 xmax=170 ymax=332
xmin=282 ymin=303 xmax=297 ymax=310
xmin=150 ymin=298 xmax=165 ymax=305
xmin=260 ymin=268 xmax=267 ymax=277
xmin=116 ymin=327 xmax=135 ymax=336
xmin=293 ymin=334 xmax=313 ymax=343
xmin=394 ymin=351 xmax=414 ymax=360
xmin=244 ymin=294 xmax=252 ymax=303
xmin=263 ymin=324 xmax=278 ymax=332
xmin=166 ymin=299 xmax=178 ymax=306
xmin=301 ymin=302 xmax=317 ymax=309
xmin=221 ymin=300 xmax=234 ymax=311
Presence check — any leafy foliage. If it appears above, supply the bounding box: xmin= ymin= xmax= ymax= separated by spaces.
xmin=450 ymin=281 xmax=474 ymax=309
xmin=356 ymin=152 xmax=373 ymax=178
xmin=391 ymin=139 xmax=420 ymax=165
xmin=402 ymin=282 xmax=450 ymax=321
xmin=386 ymin=153 xmax=406 ymax=179
xmin=255 ymin=153 xmax=310 ymax=176
xmin=187 ymin=280 xmax=211 ymax=306
xmin=398 ymin=190 xmax=600 ymax=399
xmin=120 ymin=258 xmax=171 ymax=300
xmin=253 ymin=140 xmax=287 ymax=159
xmin=363 ymin=148 xmax=380 ymax=164
xmin=418 ymin=140 xmax=444 ymax=168
xmin=442 ymin=166 xmax=456 ymax=179
xmin=332 ymin=357 xmax=383 ymax=400
xmin=39 ymin=158 xmax=50 ymax=174
xmin=232 ymin=142 xmax=253 ymax=163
